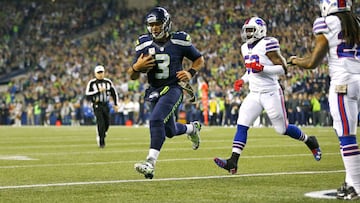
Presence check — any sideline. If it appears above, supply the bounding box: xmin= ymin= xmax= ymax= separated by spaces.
xmin=0 ymin=170 xmax=344 ymax=190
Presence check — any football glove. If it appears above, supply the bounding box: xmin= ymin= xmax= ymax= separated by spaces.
xmin=245 ymin=62 xmax=264 ymax=73
xmin=233 ymin=79 xmax=244 ymax=92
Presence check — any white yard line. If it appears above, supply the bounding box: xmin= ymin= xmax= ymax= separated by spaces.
xmin=0 ymin=153 xmax=340 ymax=169
xmin=0 ymin=170 xmax=344 ymax=190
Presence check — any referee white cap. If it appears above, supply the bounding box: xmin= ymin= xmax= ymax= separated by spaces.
xmin=94 ymin=65 xmax=105 ymax=73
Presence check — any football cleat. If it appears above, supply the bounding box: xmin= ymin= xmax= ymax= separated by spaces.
xmin=99 ymin=137 xmax=105 ymax=148
xmin=305 ymin=136 xmax=322 ymax=161
xmin=337 ymin=182 xmax=348 ymax=199
xmin=336 ymin=182 xmax=360 ymax=200
xmin=134 ymin=160 xmax=155 ymax=179
xmin=187 ymin=121 xmax=201 ymax=150
xmin=178 ymin=81 xmax=196 ymax=103
xmin=97 ymin=135 xmax=106 ymax=148
xmin=214 ymin=157 xmax=238 ymax=174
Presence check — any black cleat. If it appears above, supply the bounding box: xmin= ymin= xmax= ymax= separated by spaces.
xmin=337 ymin=182 xmax=359 ymax=200
xmin=305 ymin=136 xmax=322 ymax=161
xmin=214 ymin=157 xmax=238 ymax=174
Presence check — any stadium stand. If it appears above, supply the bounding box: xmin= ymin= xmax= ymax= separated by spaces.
xmin=0 ymin=0 xmax=358 ymax=126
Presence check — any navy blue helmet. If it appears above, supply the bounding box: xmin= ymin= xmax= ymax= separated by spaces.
xmin=146 ymin=7 xmax=172 ymax=39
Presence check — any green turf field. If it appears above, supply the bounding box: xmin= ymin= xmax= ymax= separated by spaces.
xmin=0 ymin=126 xmax=351 ymax=202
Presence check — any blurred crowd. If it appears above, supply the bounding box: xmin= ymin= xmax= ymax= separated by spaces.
xmin=1 ymin=0 xmax=359 ymax=127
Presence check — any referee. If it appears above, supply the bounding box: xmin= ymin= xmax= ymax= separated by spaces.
xmin=85 ymin=65 xmax=119 ymax=148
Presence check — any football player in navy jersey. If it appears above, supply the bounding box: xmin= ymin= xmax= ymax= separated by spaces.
xmin=128 ymin=7 xmax=204 ymax=179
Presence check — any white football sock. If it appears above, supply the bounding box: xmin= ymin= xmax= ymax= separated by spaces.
xmin=342 ymin=150 xmax=360 ymax=194
xmin=147 ymin=148 xmax=160 ymax=165
xmin=186 ymin=124 xmax=194 ymax=134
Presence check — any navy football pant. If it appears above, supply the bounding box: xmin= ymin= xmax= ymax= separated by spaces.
xmin=148 ymin=86 xmax=186 ymax=150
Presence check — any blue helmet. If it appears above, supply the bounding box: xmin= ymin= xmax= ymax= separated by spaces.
xmin=146 ymin=7 xmax=172 ymax=39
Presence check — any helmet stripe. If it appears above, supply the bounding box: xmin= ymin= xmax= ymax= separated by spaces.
xmin=338 ymin=0 xmax=346 ymax=8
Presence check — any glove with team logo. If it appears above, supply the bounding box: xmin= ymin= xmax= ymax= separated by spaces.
xmin=233 ymin=79 xmax=244 ymax=92
xmin=245 ymin=62 xmax=264 ymax=73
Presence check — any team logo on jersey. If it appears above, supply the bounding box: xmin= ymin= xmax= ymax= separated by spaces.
xmin=149 ymin=47 xmax=156 ymax=55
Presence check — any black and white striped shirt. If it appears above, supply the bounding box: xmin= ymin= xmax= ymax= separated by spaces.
xmin=85 ymin=78 xmax=118 ymax=106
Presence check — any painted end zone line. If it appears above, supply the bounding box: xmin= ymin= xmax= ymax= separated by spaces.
xmin=0 ymin=170 xmax=344 ymax=190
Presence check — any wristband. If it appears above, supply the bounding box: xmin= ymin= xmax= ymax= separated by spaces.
xmin=188 ymin=68 xmax=197 ymax=77
xmin=132 ymin=66 xmax=139 ymax=73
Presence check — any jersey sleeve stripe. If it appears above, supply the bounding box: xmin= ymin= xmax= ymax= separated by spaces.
xmin=135 ymin=40 xmax=153 ymax=51
xmin=266 ymin=41 xmax=280 ymax=52
xmin=170 ymin=39 xmax=192 ymax=46
xmin=266 ymin=45 xmax=280 ymax=52
xmin=312 ymin=18 xmax=328 ymax=34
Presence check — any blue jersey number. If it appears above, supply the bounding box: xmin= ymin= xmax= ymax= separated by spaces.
xmin=337 ymin=33 xmax=360 ymax=58
xmin=244 ymin=55 xmax=260 ymax=73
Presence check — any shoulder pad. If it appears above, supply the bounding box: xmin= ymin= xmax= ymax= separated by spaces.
xmin=135 ymin=34 xmax=153 ymax=52
xmin=312 ymin=17 xmax=329 ymax=35
xmin=135 ymin=34 xmax=152 ymax=45
xmin=263 ymin=37 xmax=279 ymax=43
xmin=263 ymin=37 xmax=280 ymax=52
xmin=170 ymin=31 xmax=192 ymax=46
xmin=171 ymin=31 xmax=191 ymax=41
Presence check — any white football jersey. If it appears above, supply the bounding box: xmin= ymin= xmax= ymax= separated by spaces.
xmin=241 ymin=37 xmax=282 ymax=92
xmin=313 ymin=16 xmax=360 ymax=85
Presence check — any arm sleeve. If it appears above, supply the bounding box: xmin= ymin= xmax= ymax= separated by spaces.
xmin=85 ymin=80 xmax=97 ymax=101
xmin=241 ymin=73 xmax=249 ymax=83
xmin=85 ymin=80 xmax=98 ymax=96
xmin=262 ymin=65 xmax=285 ymax=75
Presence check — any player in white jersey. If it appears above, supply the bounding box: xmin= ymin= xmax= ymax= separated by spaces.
xmin=288 ymin=0 xmax=360 ymax=200
xmin=214 ymin=17 xmax=322 ymax=175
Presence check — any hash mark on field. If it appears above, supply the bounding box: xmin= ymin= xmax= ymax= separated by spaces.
xmin=0 ymin=170 xmax=344 ymax=190
xmin=0 ymin=156 xmax=37 ymax=160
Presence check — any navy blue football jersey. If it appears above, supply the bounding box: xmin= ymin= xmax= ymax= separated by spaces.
xmin=132 ymin=31 xmax=202 ymax=88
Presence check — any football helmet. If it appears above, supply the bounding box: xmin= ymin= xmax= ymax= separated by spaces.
xmin=241 ymin=17 xmax=267 ymax=44
xmin=319 ymin=0 xmax=352 ymax=17
xmin=145 ymin=7 xmax=172 ymax=40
